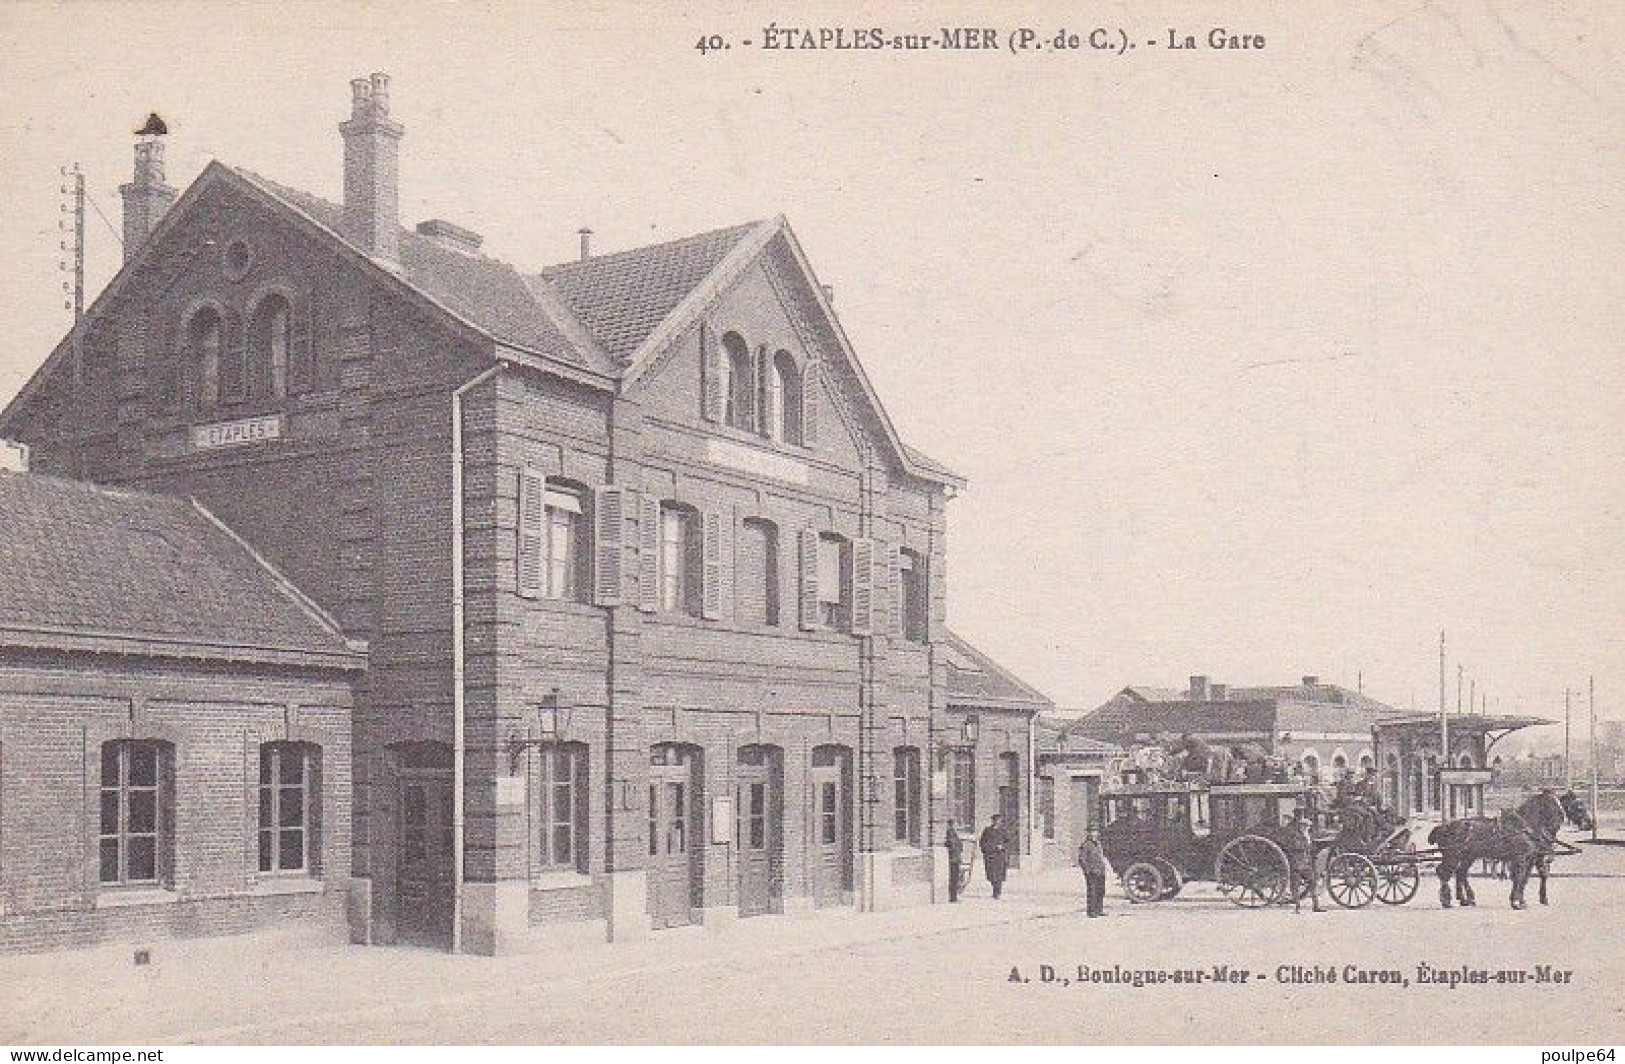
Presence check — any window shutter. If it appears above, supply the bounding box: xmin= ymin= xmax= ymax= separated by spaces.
xmin=516 ymin=468 xmax=545 ymax=598
xmin=593 ymin=485 xmax=624 ymax=605
xmin=702 ymin=509 xmax=724 ymax=620
xmin=798 ymin=528 xmax=820 ymax=631
xmin=288 ymin=295 xmax=315 ymax=394
xmin=701 ymin=325 xmax=723 ymax=422
xmin=801 ymin=360 xmax=819 ymax=445
xmin=888 ymin=544 xmax=905 ymax=639
xmin=221 ymin=308 xmax=247 ymax=403
xmin=638 ymin=493 xmax=660 ymax=613
xmin=851 ymin=537 xmax=875 ymax=637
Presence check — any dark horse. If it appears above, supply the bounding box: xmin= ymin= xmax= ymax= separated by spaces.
xmin=1429 ymin=790 xmax=1593 ymax=909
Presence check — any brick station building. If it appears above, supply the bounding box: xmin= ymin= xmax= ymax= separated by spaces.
xmin=0 ymin=74 xmax=1049 ymax=953
xmin=0 ymin=472 xmax=362 ymax=953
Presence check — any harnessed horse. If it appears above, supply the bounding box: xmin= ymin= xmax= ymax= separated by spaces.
xmin=1428 ymin=790 xmax=1591 ymax=909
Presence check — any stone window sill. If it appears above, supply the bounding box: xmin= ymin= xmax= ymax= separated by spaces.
xmin=530 ymin=870 xmax=592 ymax=892
xmin=249 ymin=876 xmax=324 ymax=897
xmin=95 ymin=887 xmax=179 ymax=909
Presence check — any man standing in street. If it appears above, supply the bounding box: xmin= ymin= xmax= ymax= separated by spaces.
xmin=1078 ymin=826 xmax=1110 ymax=917
xmin=944 ymin=821 xmax=964 ymax=903
xmin=1287 ymin=810 xmax=1323 ymax=913
xmin=980 ymin=814 xmax=1010 ymax=899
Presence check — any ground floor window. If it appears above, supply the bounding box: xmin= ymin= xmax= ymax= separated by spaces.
xmin=946 ymin=748 xmax=974 ymax=830
xmin=534 ymin=742 xmax=588 ymax=872
xmin=893 ymin=747 xmax=921 ymax=845
xmin=99 ymin=740 xmax=173 ymax=886
xmin=259 ymin=741 xmax=320 ymax=874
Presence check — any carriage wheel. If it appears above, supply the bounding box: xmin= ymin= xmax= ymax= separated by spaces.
xmin=1326 ymin=853 xmax=1379 ymax=909
xmin=1121 ymin=860 xmax=1166 ymax=904
xmin=1215 ymin=835 xmax=1289 ymax=908
xmin=1374 ymin=859 xmax=1420 ymax=906
xmin=1154 ymin=860 xmax=1184 ymax=900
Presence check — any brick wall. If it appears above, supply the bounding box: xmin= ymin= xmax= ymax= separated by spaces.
xmin=0 ymin=651 xmax=354 ymax=953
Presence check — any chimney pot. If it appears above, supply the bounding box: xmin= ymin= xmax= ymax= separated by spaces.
xmin=119 ymin=136 xmax=176 ymax=263
xmin=340 ymin=72 xmax=404 ymax=261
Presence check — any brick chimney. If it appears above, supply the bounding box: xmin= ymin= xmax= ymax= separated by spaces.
xmin=119 ymin=138 xmax=176 ymax=262
xmin=339 ymin=73 xmax=403 ymax=262
xmin=1189 ymin=675 xmax=1211 ymax=702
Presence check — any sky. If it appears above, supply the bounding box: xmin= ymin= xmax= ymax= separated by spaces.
xmin=1 ymin=1 xmax=1621 ymax=746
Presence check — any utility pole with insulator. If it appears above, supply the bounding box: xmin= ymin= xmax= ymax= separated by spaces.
xmin=1591 ymin=676 xmax=1599 ymax=843
xmin=59 ymin=164 xmax=85 ymax=323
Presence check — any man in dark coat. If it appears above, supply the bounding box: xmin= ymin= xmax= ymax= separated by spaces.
xmin=944 ymin=822 xmax=964 ymax=902
xmin=1077 ymin=826 xmax=1110 ymax=917
xmin=1286 ymin=810 xmax=1323 ymax=913
xmin=980 ymin=814 xmax=1010 ymax=899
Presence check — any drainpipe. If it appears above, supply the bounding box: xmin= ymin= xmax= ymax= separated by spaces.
xmin=450 ymin=363 xmax=503 ymax=954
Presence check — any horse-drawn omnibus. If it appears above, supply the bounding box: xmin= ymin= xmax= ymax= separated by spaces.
xmin=1099 ymin=778 xmax=1387 ymax=908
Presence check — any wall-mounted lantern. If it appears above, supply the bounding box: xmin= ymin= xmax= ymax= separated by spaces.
xmin=506 ymin=688 xmax=568 ymax=772
xmin=963 ymin=714 xmax=980 ymax=744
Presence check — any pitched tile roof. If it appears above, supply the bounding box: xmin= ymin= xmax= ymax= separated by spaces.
xmin=538 ymin=222 xmax=761 ymax=361
xmin=229 ymin=167 xmax=602 ymax=369
xmin=0 ymin=472 xmax=360 ymax=667
xmin=943 ymin=628 xmax=1053 ymax=711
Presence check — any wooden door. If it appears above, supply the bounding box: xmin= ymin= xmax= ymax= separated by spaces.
xmin=648 ymin=744 xmax=701 ymax=929
xmin=999 ymin=752 xmax=1021 ymax=868
xmin=397 ymin=773 xmax=454 ymax=946
xmin=736 ymin=745 xmax=782 ymax=917
xmin=810 ymin=745 xmax=851 ymax=906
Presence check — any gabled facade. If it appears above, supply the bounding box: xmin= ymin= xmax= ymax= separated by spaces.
xmin=0 ymin=74 xmax=981 ymax=953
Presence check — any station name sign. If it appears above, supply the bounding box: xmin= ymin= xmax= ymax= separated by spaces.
xmin=191 ymin=414 xmax=284 ymax=452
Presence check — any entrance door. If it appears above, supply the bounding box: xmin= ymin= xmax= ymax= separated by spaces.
xmin=810 ymin=745 xmax=852 ymax=906
xmin=736 ymin=745 xmax=783 ymax=917
xmin=648 ymin=744 xmax=701 ymax=929
xmin=397 ymin=773 xmax=454 ymax=946
xmin=999 ymin=752 xmax=1022 ymax=869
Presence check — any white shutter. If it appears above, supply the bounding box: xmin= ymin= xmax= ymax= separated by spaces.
xmin=516 ymin=468 xmax=545 ymax=598
xmin=851 ymin=537 xmax=875 ymax=636
xmin=798 ymin=528 xmax=820 ymax=631
xmin=592 ymin=485 xmax=624 ymax=606
xmin=638 ymin=493 xmax=660 ymax=613
xmin=702 ymin=510 xmax=724 ymax=620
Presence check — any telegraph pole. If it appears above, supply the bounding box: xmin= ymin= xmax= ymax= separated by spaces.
xmin=1439 ymin=632 xmax=1448 ymax=813
xmin=59 ymin=164 xmax=85 ymax=323
xmin=1590 ymin=676 xmax=1599 ymax=843
xmin=1564 ymin=688 xmax=1572 ymax=786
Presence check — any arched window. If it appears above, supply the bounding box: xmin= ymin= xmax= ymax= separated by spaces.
xmin=659 ymin=502 xmax=702 ymax=616
xmin=189 ymin=308 xmax=223 ymax=410
xmin=738 ymin=517 xmax=780 ymax=626
xmin=99 ymin=739 xmax=174 ymax=886
xmin=1359 ymin=751 xmax=1375 ymax=774
xmin=531 ymin=742 xmax=588 ymax=873
xmin=1331 ymin=750 xmax=1349 ymax=781
xmin=816 ymin=532 xmax=851 ymax=631
xmin=251 ymin=295 xmax=292 ymax=400
xmin=259 ymin=741 xmax=320 ymax=874
xmin=767 ymin=351 xmax=802 ymax=444
xmin=1300 ymin=750 xmax=1320 ymax=781
xmin=892 ymin=746 xmax=921 ymax=845
xmin=899 ymin=548 xmax=927 ymax=642
xmin=1457 ymin=751 xmax=1476 ymax=769
xmin=721 ymin=332 xmax=755 ymax=431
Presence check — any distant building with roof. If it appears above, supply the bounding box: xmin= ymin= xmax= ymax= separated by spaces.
xmin=1070 ymin=673 xmax=1410 ymax=782
xmin=0 ymin=73 xmax=1038 ymax=953
xmin=0 ymin=471 xmax=363 ymax=953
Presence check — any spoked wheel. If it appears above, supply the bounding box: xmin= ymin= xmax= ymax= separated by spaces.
xmin=1374 ymin=859 xmax=1421 ymax=905
xmin=1121 ymin=860 xmax=1166 ymax=904
xmin=1216 ymin=835 xmax=1289 ymax=908
xmin=1154 ymin=860 xmax=1185 ymax=900
xmin=1326 ymin=852 xmax=1379 ymax=909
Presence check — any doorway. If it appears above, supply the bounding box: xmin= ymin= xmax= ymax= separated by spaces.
xmin=810 ymin=745 xmax=852 ymax=906
xmin=396 ymin=766 xmax=455 ymax=947
xmin=736 ymin=744 xmax=783 ymax=917
xmin=648 ymin=743 xmax=702 ymax=929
